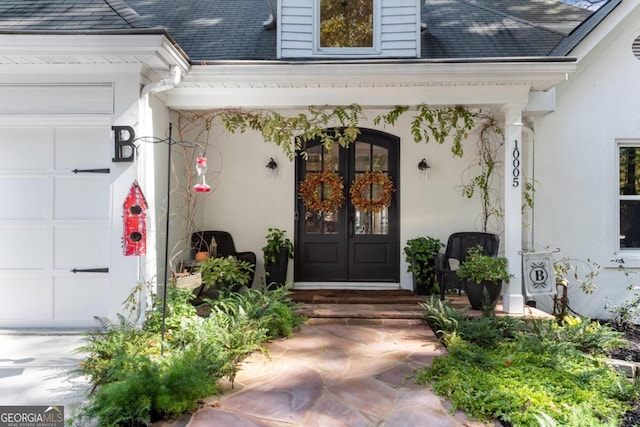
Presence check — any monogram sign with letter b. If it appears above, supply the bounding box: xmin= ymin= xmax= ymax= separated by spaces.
xmin=523 ymin=252 xmax=556 ymax=297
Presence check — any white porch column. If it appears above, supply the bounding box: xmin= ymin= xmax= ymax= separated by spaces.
xmin=501 ymin=105 xmax=525 ymax=314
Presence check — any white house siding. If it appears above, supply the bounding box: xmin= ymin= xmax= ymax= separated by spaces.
xmin=0 ymin=71 xmax=145 ymax=328
xmin=531 ymin=5 xmax=640 ymax=319
xmin=181 ymin=110 xmax=493 ymax=290
xmin=279 ymin=0 xmax=420 ymax=58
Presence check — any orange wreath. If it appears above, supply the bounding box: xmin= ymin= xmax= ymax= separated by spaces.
xmin=350 ymin=171 xmax=394 ymax=214
xmin=298 ymin=170 xmax=345 ymax=213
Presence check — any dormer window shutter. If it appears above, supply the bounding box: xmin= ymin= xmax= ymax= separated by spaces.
xmin=277 ymin=0 xmax=421 ymax=59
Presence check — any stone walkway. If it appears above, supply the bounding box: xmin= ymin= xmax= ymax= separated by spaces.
xmin=182 ymin=317 xmax=496 ymax=427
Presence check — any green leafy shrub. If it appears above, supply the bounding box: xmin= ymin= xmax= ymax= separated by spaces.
xmin=76 ymin=315 xmax=157 ymax=389
xmin=73 ymin=286 xmax=303 ymax=426
xmin=154 ymin=350 xmax=218 ymax=418
xmin=419 ymin=296 xmax=464 ymax=338
xmin=404 ymin=236 xmax=444 ymax=294
xmin=553 ymin=315 xmax=627 ymax=355
xmin=206 ymin=287 xmax=303 ymax=338
xmin=455 ymin=245 xmax=511 ymax=284
xmin=416 ymin=303 xmax=637 ymax=426
xmin=198 ymin=255 xmax=254 ymax=293
xmin=262 ymin=228 xmax=294 ymax=269
xmin=144 ymin=285 xmax=197 ymax=335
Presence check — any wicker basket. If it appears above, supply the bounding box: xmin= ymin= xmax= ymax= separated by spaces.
xmin=175 ymin=272 xmax=202 ymax=290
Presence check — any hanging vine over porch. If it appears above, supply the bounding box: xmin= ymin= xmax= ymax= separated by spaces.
xmin=172 ymin=104 xmax=529 ymax=236
xmin=173 ymin=104 xmax=479 ymax=158
xmin=373 ymin=104 xmax=476 ymax=157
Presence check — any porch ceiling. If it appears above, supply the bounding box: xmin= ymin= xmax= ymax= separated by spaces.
xmin=168 ymin=59 xmax=576 ymax=110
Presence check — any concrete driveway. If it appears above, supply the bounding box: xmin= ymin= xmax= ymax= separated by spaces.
xmin=0 ymin=330 xmax=93 ymax=424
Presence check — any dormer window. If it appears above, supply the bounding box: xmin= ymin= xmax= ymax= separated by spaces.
xmin=277 ymin=0 xmax=420 ymax=59
xmin=319 ymin=0 xmax=374 ymax=49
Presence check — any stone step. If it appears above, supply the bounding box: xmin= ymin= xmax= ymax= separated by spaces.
xmin=290 ymin=289 xmax=424 ymax=305
xmin=297 ymin=303 xmax=425 ymax=319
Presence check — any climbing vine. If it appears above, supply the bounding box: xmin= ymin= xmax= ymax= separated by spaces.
xmin=220 ymin=104 xmax=363 ymax=159
xmin=172 ymin=104 xmax=530 ymax=240
xmin=374 ymin=104 xmax=476 ymax=157
xmin=460 ymin=114 xmax=503 ymax=232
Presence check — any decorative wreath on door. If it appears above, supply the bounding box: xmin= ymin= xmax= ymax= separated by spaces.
xmin=298 ymin=170 xmax=345 ymax=213
xmin=350 ymin=170 xmax=395 ymax=214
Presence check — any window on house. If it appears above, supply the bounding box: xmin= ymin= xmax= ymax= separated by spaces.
xmin=319 ymin=0 xmax=374 ymax=48
xmin=619 ymin=145 xmax=640 ymax=250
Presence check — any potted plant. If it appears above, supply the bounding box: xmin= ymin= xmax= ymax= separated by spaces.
xmin=404 ymin=236 xmax=444 ymax=295
xmin=455 ymin=245 xmax=512 ymax=311
xmin=262 ymin=228 xmax=294 ymax=290
xmin=197 ymin=255 xmax=254 ymax=297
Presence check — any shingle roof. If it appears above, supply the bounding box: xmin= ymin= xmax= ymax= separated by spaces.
xmin=0 ymin=0 xmax=148 ymax=31
xmin=464 ymin=0 xmax=591 ymax=34
xmin=126 ymin=0 xmax=275 ymax=61
xmin=125 ymin=0 xmax=594 ymax=61
xmin=421 ymin=0 xmax=590 ymax=58
xmin=550 ymin=0 xmax=621 ymax=55
xmin=0 ymin=0 xmax=604 ymax=61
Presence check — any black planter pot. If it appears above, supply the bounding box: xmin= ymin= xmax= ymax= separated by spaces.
xmin=265 ymin=248 xmax=289 ymax=290
xmin=464 ymin=280 xmax=502 ymax=310
xmin=411 ymin=258 xmax=437 ymax=296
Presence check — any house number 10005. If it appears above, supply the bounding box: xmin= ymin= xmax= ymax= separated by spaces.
xmin=512 ymin=140 xmax=520 ymax=188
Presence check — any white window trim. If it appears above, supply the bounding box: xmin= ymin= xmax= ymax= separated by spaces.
xmin=610 ymin=138 xmax=640 ymax=268
xmin=313 ymin=0 xmax=382 ymax=56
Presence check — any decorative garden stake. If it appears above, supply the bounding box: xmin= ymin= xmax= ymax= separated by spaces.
xmin=131 ymin=123 xmax=211 ymax=355
xmin=123 ymin=181 xmax=148 ymax=256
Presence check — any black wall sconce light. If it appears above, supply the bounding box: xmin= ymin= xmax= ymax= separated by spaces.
xmin=418 ymin=158 xmax=430 ymax=171
xmin=266 ymin=157 xmax=278 ymax=170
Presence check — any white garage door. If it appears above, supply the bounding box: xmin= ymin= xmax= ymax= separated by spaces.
xmin=0 ymin=124 xmax=112 ymax=327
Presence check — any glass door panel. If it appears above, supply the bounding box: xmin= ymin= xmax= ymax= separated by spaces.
xmin=353 ymin=142 xmax=389 ymax=236
xmin=304 ymin=145 xmax=340 ymax=235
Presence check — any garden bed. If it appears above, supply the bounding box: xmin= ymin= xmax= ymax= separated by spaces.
xmin=419 ymin=299 xmax=639 ymax=426
xmin=607 ymin=323 xmax=640 ymax=427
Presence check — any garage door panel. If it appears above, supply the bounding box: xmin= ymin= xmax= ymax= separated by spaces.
xmin=54 ymin=276 xmax=108 ymax=320
xmin=0 ymin=277 xmax=52 ymax=320
xmin=54 ymin=176 xmax=110 ymax=220
xmin=54 ymin=226 xmax=109 ymax=269
xmin=0 ymin=227 xmax=49 ymax=270
xmin=0 ymin=127 xmax=49 ymax=171
xmin=0 ymin=177 xmax=48 ymax=220
xmin=55 ymin=127 xmax=111 ymax=171
xmin=0 ymin=122 xmax=113 ymax=327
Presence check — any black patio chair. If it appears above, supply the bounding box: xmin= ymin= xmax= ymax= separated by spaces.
xmin=436 ymin=232 xmax=500 ymax=300
xmin=191 ymin=230 xmax=257 ymax=287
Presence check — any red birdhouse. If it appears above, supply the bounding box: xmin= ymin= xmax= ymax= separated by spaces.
xmin=123 ymin=181 xmax=148 ymax=256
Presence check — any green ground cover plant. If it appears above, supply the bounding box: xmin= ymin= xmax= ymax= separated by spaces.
xmin=416 ymin=297 xmax=638 ymax=426
xmin=73 ymin=286 xmax=303 ymax=426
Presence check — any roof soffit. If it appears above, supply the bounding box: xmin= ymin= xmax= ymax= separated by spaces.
xmin=167 ymin=60 xmax=576 ymax=109
xmin=180 ymin=60 xmax=576 ymax=91
xmin=0 ymin=33 xmax=189 ymax=75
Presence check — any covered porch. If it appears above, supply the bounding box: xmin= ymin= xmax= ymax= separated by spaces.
xmin=150 ymin=58 xmax=577 ymax=315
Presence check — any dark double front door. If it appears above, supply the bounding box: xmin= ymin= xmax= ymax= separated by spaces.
xmin=295 ymin=129 xmax=400 ymax=283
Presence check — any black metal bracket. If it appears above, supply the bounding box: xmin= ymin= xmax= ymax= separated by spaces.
xmin=72 ymin=168 xmax=110 ymax=174
xmin=71 ymin=268 xmax=109 ymax=273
